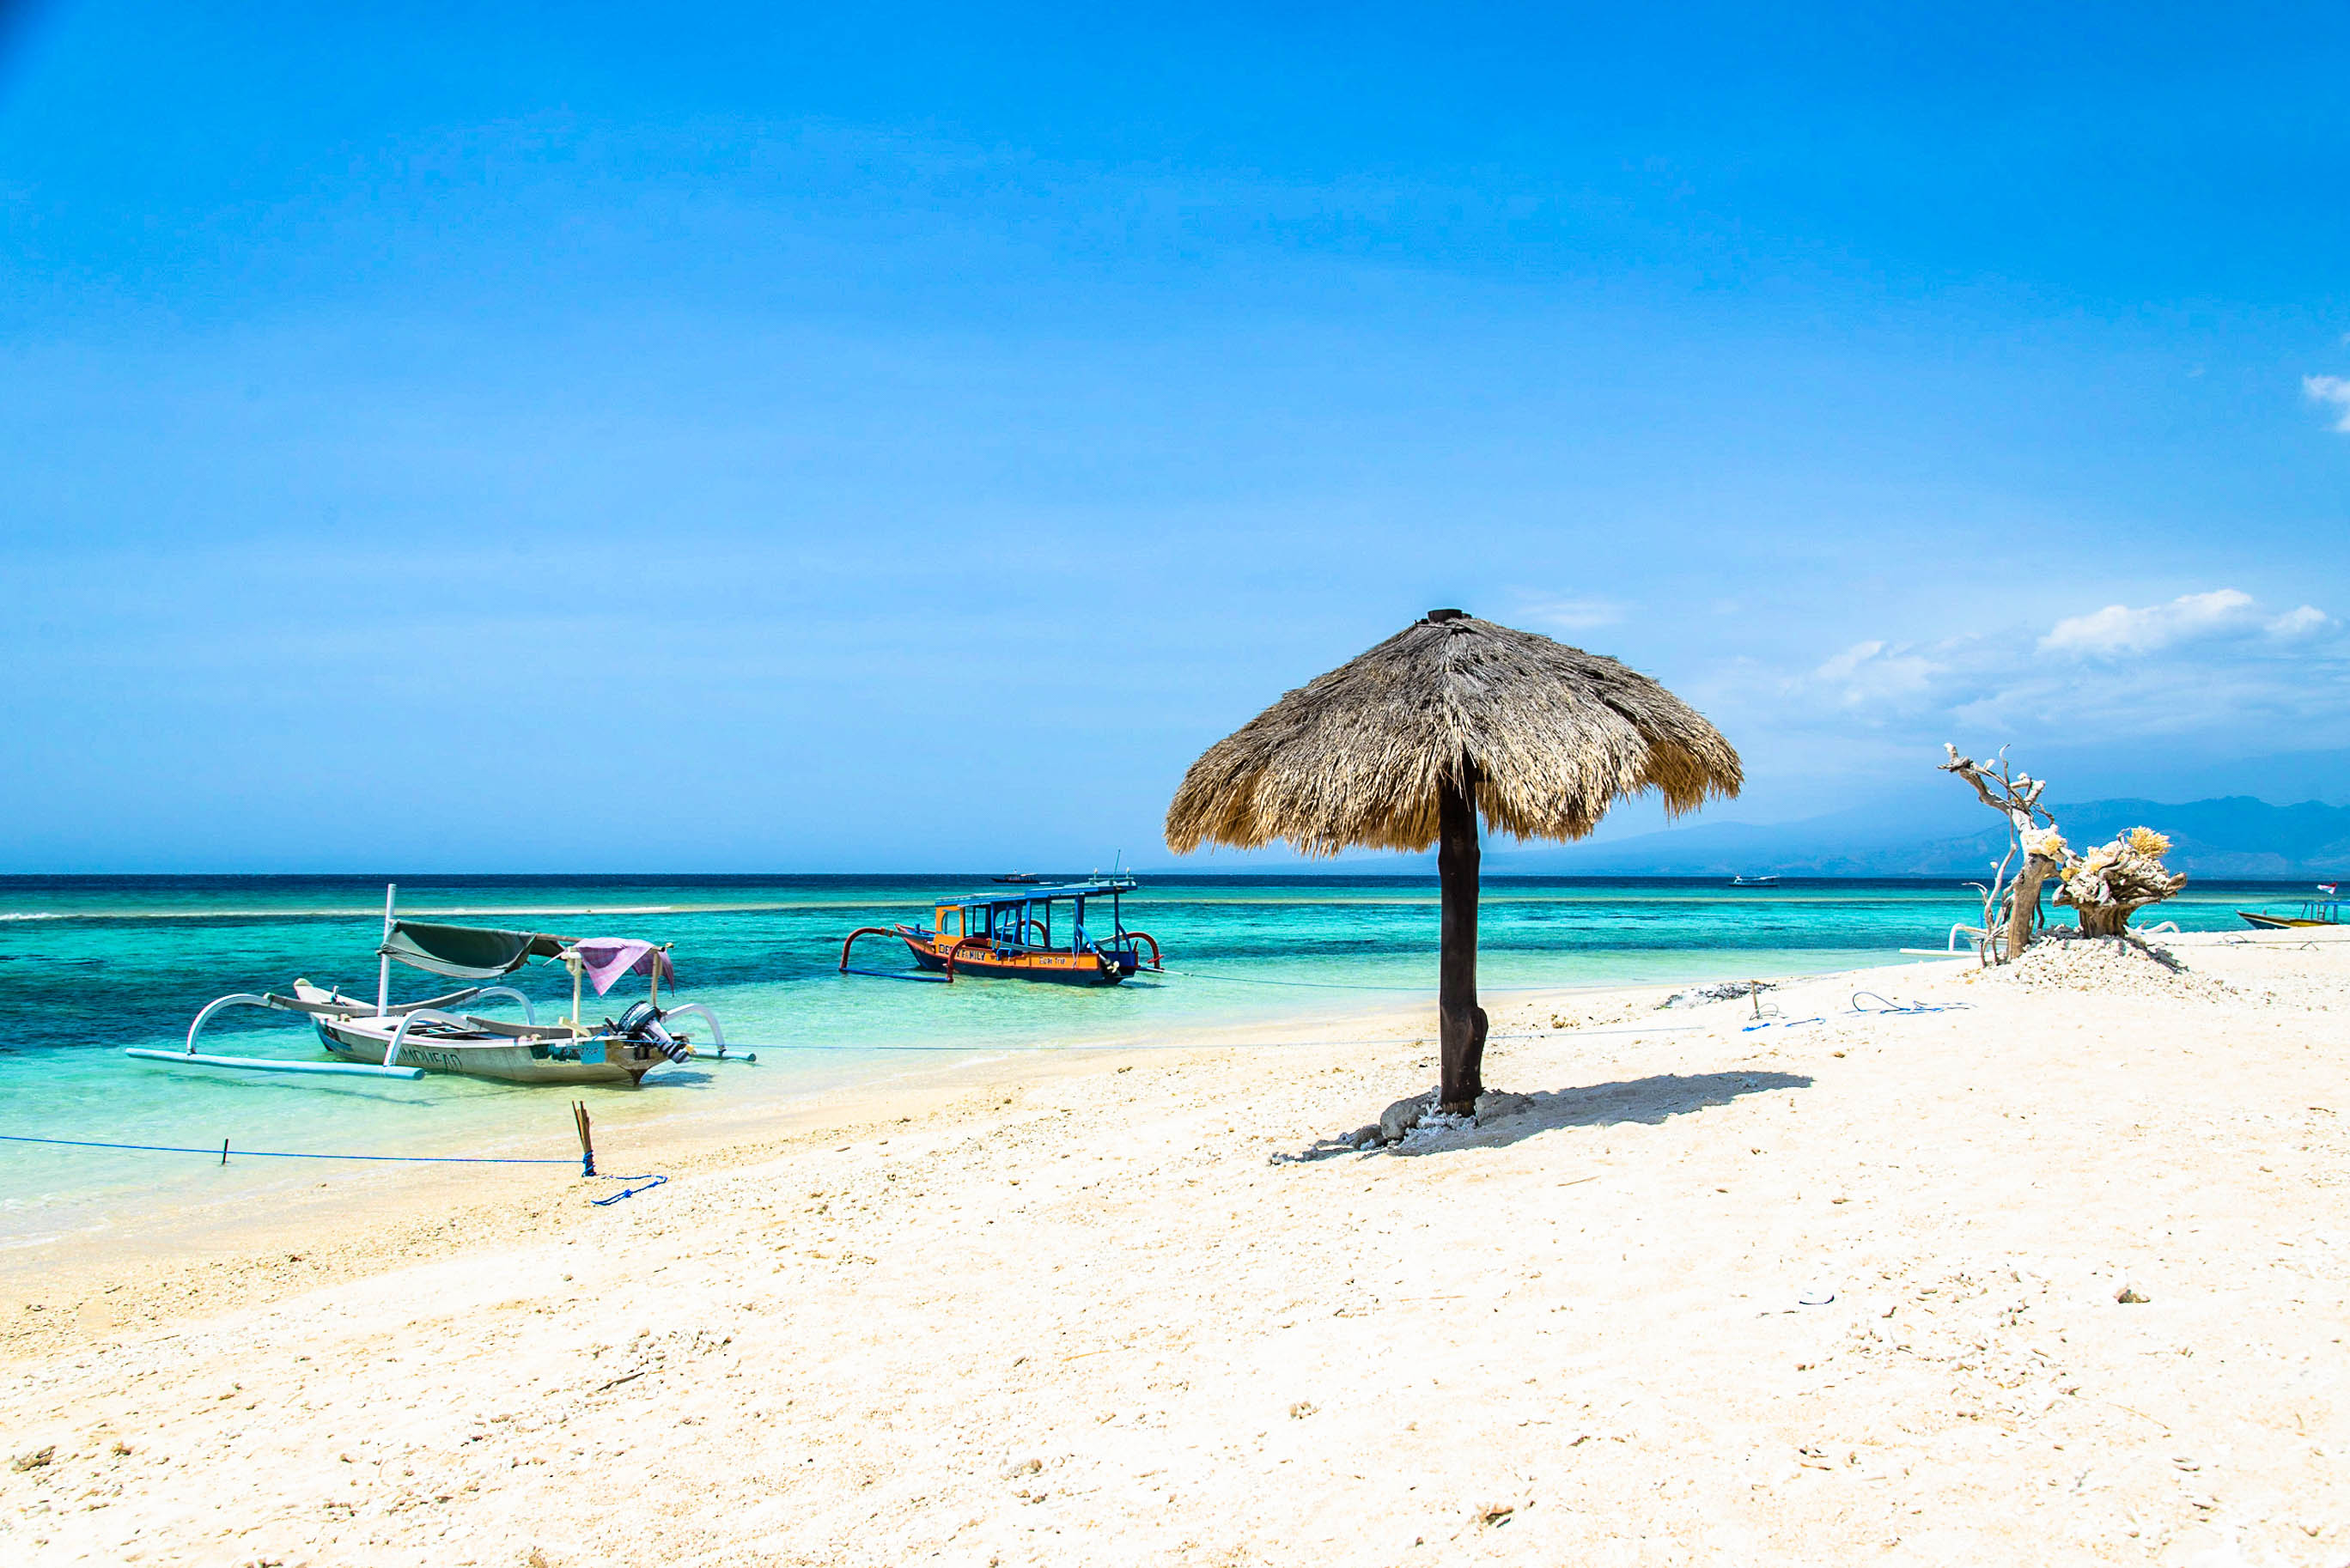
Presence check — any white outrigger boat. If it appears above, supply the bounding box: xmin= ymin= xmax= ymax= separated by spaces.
xmin=129 ymin=885 xmax=736 ymax=1086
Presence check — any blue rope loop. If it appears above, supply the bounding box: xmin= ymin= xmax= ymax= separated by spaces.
xmin=1848 ymin=991 xmax=1974 ymax=1015
xmin=589 ymin=1173 xmax=667 ymax=1205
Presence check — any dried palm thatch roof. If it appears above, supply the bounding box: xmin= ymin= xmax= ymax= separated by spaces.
xmin=1165 ymin=611 xmax=1741 ymax=855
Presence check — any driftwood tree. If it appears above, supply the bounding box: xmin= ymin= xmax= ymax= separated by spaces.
xmin=1940 ymin=744 xmax=2189 ymax=957
xmin=1940 ymin=745 xmax=2062 ymax=961
xmin=2055 ymin=828 xmax=2189 ymax=936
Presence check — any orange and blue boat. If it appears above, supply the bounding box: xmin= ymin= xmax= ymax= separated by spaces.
xmin=839 ymin=877 xmax=1162 ymax=986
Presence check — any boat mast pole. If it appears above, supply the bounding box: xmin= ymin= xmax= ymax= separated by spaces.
xmin=377 ymin=883 xmax=396 ymax=1017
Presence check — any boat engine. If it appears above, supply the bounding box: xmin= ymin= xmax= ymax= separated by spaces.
xmin=614 ymin=1000 xmax=692 ymax=1064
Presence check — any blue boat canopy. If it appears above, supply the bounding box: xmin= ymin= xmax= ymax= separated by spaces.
xmin=938 ymin=876 xmax=1139 ymax=914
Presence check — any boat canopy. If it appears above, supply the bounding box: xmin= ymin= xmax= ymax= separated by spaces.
xmin=378 ymin=920 xmax=569 ymax=980
xmin=574 ymin=938 xmax=675 ymax=995
xmin=938 ymin=876 xmax=1138 ymax=915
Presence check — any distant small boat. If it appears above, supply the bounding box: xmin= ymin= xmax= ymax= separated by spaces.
xmin=2238 ymin=886 xmax=2341 ymax=929
xmin=1731 ymin=874 xmax=1781 ymax=887
xmin=991 ymin=872 xmax=1047 ymax=884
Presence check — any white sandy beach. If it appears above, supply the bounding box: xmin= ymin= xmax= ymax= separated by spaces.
xmin=4 ymin=929 xmax=2347 ymax=1566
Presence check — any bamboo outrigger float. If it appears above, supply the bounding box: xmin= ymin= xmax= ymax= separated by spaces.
xmin=839 ymin=877 xmax=1162 ymax=985
xmin=130 ymin=884 xmax=736 ymax=1086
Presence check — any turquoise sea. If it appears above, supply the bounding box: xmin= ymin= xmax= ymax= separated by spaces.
xmin=0 ymin=874 xmax=2299 ymax=1250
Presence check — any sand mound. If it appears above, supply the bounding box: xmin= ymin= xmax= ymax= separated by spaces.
xmin=1968 ymin=931 xmax=2236 ymax=1001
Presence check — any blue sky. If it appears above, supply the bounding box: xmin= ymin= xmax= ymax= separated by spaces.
xmin=3 ymin=2 xmax=2346 ymax=872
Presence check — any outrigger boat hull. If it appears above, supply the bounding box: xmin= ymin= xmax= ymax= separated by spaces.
xmin=313 ymin=1018 xmax=661 ymax=1085
xmin=899 ymin=932 xmax=1131 ymax=984
xmin=300 ymin=987 xmax=672 ymax=1086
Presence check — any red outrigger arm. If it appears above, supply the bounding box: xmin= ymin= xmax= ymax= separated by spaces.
xmin=839 ymin=927 xmax=910 ymax=973
xmin=837 ymin=928 xmax=989 ymax=982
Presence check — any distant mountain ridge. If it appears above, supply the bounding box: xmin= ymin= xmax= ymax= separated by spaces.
xmin=1485 ymin=795 xmax=2350 ymax=878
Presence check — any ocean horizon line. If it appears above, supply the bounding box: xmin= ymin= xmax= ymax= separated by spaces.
xmin=0 ymin=869 xmax=2334 ymax=885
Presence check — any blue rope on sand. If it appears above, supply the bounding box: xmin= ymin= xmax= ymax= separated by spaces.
xmin=634 ymin=1024 xmax=1712 ymax=1055
xmin=1146 ymin=968 xmax=1432 ymax=993
xmin=1848 ymin=991 xmax=1974 ymax=1016
xmin=841 ymin=962 xmax=1429 ymax=993
xmin=0 ymin=1133 xmax=669 ymax=1200
xmin=0 ymin=1133 xmax=574 ymax=1164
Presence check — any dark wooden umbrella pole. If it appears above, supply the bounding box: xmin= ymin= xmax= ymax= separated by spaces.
xmin=1437 ymin=764 xmax=1486 ymax=1113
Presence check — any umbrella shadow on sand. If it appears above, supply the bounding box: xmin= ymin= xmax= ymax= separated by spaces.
xmin=1280 ymin=1070 xmax=1813 ymax=1162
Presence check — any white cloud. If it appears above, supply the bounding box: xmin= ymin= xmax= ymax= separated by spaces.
xmin=2268 ymin=604 xmax=2332 ymax=639
xmin=2306 ymin=374 xmax=2350 ymax=432
xmin=1709 ymin=589 xmax=2349 ymax=768
xmin=2039 ymin=588 xmax=2268 ymax=657
xmin=1946 ymin=592 xmax=2341 ymax=744
xmin=1813 ymin=640 xmax=1938 ymax=707
xmin=2037 ymin=589 xmax=2335 ymax=659
xmin=1517 ymin=595 xmax=1624 ymax=633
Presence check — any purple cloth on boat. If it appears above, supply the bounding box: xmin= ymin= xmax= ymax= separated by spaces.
xmin=573 ymin=939 xmax=675 ymax=996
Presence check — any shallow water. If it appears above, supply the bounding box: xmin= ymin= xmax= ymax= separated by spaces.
xmin=0 ymin=873 xmax=2293 ymax=1248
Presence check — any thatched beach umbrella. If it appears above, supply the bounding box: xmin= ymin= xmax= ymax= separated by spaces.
xmin=1165 ymin=609 xmax=1742 ymax=1114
